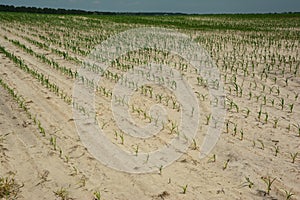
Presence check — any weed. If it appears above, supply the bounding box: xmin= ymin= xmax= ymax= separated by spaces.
xmin=54 ymin=187 xmax=72 ymax=200
xmin=0 ymin=176 xmax=23 ymax=199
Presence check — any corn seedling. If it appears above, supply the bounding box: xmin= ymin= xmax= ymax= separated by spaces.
xmin=59 ymin=148 xmax=63 ymax=158
xmin=144 ymin=154 xmax=150 ymax=164
xmin=287 ymin=124 xmax=291 ymax=132
xmin=258 ymin=107 xmax=262 ymax=121
xmin=233 ymin=123 xmax=237 ymax=136
xmin=205 ymin=114 xmax=211 ymax=125
xmin=101 ymin=121 xmax=108 ymax=129
xmin=65 ymin=155 xmax=70 ymax=163
xmin=119 ymin=133 xmax=124 ymax=145
xmin=240 ymin=129 xmax=244 ymax=140
xmin=191 ymin=107 xmax=195 ymax=117
xmin=270 ymin=99 xmax=275 ymax=107
xmin=36 ymin=170 xmax=50 ymax=186
xmin=264 ymin=112 xmax=268 ymax=123
xmin=225 ymin=120 xmax=230 ymax=133
xmin=290 ymin=152 xmax=298 ymax=163
xmin=257 ymin=139 xmax=264 ymax=150
xmin=274 ymin=146 xmax=279 ymax=157
xmin=114 ymin=130 xmax=118 ymax=140
xmin=208 ymin=154 xmax=216 ymax=163
xmin=77 ymin=176 xmax=86 ymax=187
xmin=94 ymin=191 xmax=101 ymax=200
xmin=273 ymin=118 xmax=279 ymax=128
xmin=223 ymin=159 xmax=230 ymax=170
xmin=261 ymin=176 xmax=276 ymax=195
xmin=54 ymin=187 xmax=71 ymax=200
xmin=134 ymin=145 xmax=139 ymax=156
xmin=38 ymin=122 xmax=46 ymax=136
xmin=295 ymin=93 xmax=299 ymax=101
xmin=50 ymin=136 xmax=57 ymax=151
xmin=280 ymin=98 xmax=284 ymax=110
xmin=283 ymin=189 xmax=294 ymax=200
xmin=243 ymin=108 xmax=250 ymax=118
xmin=289 ymin=104 xmax=294 ymax=113
xmin=169 ymin=121 xmax=178 ymax=135
xmin=191 ymin=139 xmax=198 ymax=150
xmin=70 ymin=166 xmax=78 ymax=176
xmin=159 ymin=165 xmax=163 ymax=175
xmin=181 ymin=184 xmax=188 ymax=194
xmin=244 ymin=177 xmax=254 ymax=188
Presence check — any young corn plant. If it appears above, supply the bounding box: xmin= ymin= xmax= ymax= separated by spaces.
xmin=289 ymin=104 xmax=294 ymax=113
xmin=280 ymin=98 xmax=284 ymax=110
xmin=240 ymin=129 xmax=244 ymax=140
xmin=233 ymin=123 xmax=237 ymax=136
xmin=225 ymin=121 xmax=229 ymax=133
xmin=94 ymin=191 xmax=101 ymax=200
xmin=54 ymin=187 xmax=71 ymax=200
xmin=257 ymin=139 xmax=265 ymax=150
xmin=261 ymin=177 xmax=276 ymax=195
xmin=191 ymin=139 xmax=198 ymax=150
xmin=208 ymin=154 xmax=216 ymax=163
xmin=264 ymin=112 xmax=268 ymax=124
xmin=169 ymin=121 xmax=179 ymax=135
xmin=243 ymin=108 xmax=250 ymax=118
xmin=134 ymin=145 xmax=139 ymax=156
xmin=59 ymin=148 xmax=63 ymax=158
xmin=244 ymin=177 xmax=254 ymax=188
xmin=273 ymin=118 xmax=279 ymax=128
xmin=205 ymin=114 xmax=211 ymax=125
xmin=258 ymin=107 xmax=262 ymax=122
xmin=223 ymin=159 xmax=230 ymax=170
xmin=50 ymin=136 xmax=57 ymax=151
xmin=158 ymin=165 xmax=163 ymax=175
xmin=119 ymin=134 xmax=124 ymax=145
xmin=293 ymin=124 xmax=300 ymax=137
xmin=283 ymin=189 xmax=294 ymax=200
xmin=181 ymin=184 xmax=188 ymax=194
xmin=274 ymin=146 xmax=279 ymax=157
xmin=290 ymin=152 xmax=298 ymax=163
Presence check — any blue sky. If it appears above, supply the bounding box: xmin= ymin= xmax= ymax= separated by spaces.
xmin=1 ymin=0 xmax=300 ymax=14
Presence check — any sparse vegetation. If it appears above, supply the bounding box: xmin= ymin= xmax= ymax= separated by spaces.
xmin=0 ymin=10 xmax=299 ymax=200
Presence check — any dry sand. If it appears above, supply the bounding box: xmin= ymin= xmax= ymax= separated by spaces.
xmin=0 ymin=15 xmax=299 ymax=200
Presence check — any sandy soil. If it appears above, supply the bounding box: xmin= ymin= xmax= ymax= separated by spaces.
xmin=0 ymin=14 xmax=299 ymax=200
